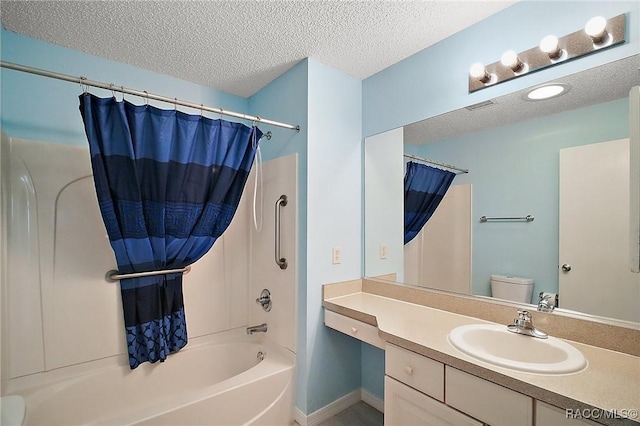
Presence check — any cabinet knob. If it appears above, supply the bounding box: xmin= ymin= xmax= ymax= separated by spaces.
xmin=404 ymin=366 xmax=413 ymax=375
xmin=351 ymin=327 xmax=358 ymax=334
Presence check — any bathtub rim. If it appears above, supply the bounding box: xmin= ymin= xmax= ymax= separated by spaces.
xmin=4 ymin=327 xmax=292 ymax=396
xmin=96 ymin=340 xmax=295 ymax=426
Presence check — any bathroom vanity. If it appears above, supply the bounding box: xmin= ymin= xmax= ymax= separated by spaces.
xmin=323 ymin=278 xmax=640 ymax=426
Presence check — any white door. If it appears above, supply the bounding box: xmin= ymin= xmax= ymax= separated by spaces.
xmin=559 ymin=139 xmax=640 ymax=323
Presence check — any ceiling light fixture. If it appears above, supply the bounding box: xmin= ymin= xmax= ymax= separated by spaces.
xmin=468 ymin=13 xmax=625 ymax=93
xmin=524 ymin=83 xmax=571 ymax=101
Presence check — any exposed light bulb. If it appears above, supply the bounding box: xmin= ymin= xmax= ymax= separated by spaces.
xmin=501 ymin=50 xmax=526 ymax=73
xmin=539 ymin=35 xmax=563 ymax=60
xmin=469 ymin=62 xmax=492 ymax=84
xmin=585 ymin=16 xmax=608 ymax=44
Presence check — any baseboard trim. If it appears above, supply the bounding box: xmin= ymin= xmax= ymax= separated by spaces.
xmin=293 ymin=407 xmax=307 ymax=426
xmin=362 ymin=388 xmax=384 ymax=413
xmin=294 ymin=388 xmax=384 ymax=426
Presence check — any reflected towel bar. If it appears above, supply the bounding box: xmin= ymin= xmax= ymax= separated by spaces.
xmin=480 ymin=215 xmax=534 ymax=222
xmin=106 ymin=266 xmax=192 ymax=282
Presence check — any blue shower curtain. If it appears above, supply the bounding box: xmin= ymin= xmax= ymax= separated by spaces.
xmin=79 ymin=93 xmax=261 ymax=369
xmin=404 ymin=161 xmax=456 ymax=245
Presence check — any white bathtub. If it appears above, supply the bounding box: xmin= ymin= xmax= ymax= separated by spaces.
xmin=10 ymin=333 xmax=295 ymax=425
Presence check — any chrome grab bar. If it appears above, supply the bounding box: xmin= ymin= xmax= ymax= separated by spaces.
xmin=106 ymin=265 xmax=191 ymax=282
xmin=275 ymin=195 xmax=288 ymax=270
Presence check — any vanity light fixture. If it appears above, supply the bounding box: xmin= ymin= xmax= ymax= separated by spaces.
xmin=468 ymin=13 xmax=625 ymax=93
xmin=524 ymin=83 xmax=571 ymax=101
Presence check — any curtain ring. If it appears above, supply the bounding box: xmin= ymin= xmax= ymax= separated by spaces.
xmin=121 ymin=86 xmax=125 ymax=101
xmin=109 ymin=83 xmax=116 ymax=100
xmin=174 ymin=97 xmax=178 ymax=111
xmin=218 ymin=108 xmax=223 ymax=120
xmin=200 ymin=104 xmax=204 ymax=117
xmin=79 ymin=77 xmax=89 ymax=94
xmin=143 ymin=91 xmax=149 ymax=106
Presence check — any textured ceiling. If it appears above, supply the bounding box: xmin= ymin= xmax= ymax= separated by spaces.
xmin=0 ymin=0 xmax=515 ymax=97
xmin=404 ymin=54 xmax=640 ymax=144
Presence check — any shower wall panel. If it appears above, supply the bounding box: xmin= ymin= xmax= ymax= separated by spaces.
xmin=248 ymin=154 xmax=298 ymax=354
xmin=1 ymin=137 xmax=254 ymax=380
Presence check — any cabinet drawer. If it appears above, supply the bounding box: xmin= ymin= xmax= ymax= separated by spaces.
xmin=324 ymin=310 xmax=385 ymax=349
xmin=386 ymin=344 xmax=444 ymax=401
xmin=385 ymin=376 xmax=482 ymax=426
xmin=446 ymin=366 xmax=533 ymax=426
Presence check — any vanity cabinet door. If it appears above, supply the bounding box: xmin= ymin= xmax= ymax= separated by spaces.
xmin=536 ymin=401 xmax=599 ymax=426
xmin=385 ymin=376 xmax=482 ymax=426
xmin=446 ymin=366 xmax=533 ymax=426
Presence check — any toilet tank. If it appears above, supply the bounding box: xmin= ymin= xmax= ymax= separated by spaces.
xmin=490 ymin=274 xmax=534 ymax=303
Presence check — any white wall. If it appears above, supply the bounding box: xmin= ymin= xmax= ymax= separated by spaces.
xmin=364 ymin=128 xmax=404 ymax=281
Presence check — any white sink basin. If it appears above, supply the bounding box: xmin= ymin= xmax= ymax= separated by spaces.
xmin=448 ymin=324 xmax=587 ymax=374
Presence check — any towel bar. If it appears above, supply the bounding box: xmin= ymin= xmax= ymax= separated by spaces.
xmin=480 ymin=215 xmax=534 ymax=222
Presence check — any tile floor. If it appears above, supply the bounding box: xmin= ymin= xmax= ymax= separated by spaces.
xmin=316 ymin=402 xmax=384 ymax=426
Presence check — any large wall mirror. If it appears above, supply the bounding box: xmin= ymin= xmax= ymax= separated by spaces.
xmin=365 ymin=54 xmax=640 ymax=326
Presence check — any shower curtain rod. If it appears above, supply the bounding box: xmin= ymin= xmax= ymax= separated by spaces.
xmin=1 ymin=60 xmax=301 ymax=132
xmin=403 ymin=153 xmax=469 ymax=174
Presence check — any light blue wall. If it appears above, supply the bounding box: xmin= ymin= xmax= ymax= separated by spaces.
xmin=0 ymin=28 xmax=247 ymax=145
xmin=304 ymin=58 xmax=363 ymax=414
xmin=361 ymin=343 xmax=384 ymax=400
xmin=248 ymin=60 xmax=310 ymax=413
xmin=251 ymin=57 xmax=365 ymax=416
xmin=363 ymin=0 xmax=639 ymax=138
xmin=408 ymin=97 xmax=629 ymax=299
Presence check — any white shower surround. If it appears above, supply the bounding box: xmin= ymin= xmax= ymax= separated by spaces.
xmin=0 ymin=134 xmax=298 ymax=423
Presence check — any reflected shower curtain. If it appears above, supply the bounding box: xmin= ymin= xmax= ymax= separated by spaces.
xmin=79 ymin=93 xmax=261 ymax=368
xmin=404 ymin=161 xmax=456 ymax=245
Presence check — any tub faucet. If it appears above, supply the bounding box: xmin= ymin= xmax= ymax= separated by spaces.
xmin=507 ymin=309 xmax=548 ymax=339
xmin=246 ymin=323 xmax=268 ymax=335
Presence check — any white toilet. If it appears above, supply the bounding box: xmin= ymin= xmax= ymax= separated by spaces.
xmin=0 ymin=395 xmax=26 ymax=426
xmin=490 ymin=274 xmax=534 ymax=304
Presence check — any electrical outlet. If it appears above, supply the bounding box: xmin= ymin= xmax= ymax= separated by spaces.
xmin=380 ymin=243 xmax=388 ymax=259
xmin=332 ymin=247 xmax=342 ymax=264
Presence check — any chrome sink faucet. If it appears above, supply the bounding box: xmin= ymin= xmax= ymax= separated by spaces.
xmin=507 ymin=309 xmax=548 ymax=339
xmin=246 ymin=323 xmax=268 ymax=335
xmin=537 ymin=292 xmax=558 ymax=312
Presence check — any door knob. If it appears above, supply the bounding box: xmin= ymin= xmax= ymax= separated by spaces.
xmin=561 ymin=263 xmax=572 ymax=272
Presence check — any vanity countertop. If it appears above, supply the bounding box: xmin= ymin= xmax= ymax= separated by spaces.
xmin=323 ymin=289 xmax=640 ymax=425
